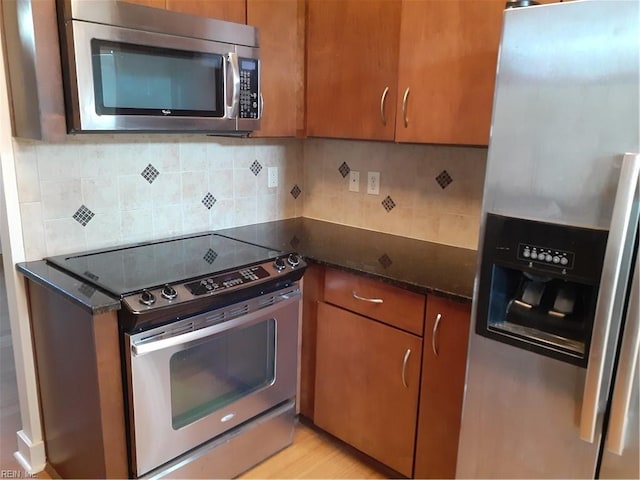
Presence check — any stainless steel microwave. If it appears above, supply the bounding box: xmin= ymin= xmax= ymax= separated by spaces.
xmin=56 ymin=0 xmax=261 ymax=134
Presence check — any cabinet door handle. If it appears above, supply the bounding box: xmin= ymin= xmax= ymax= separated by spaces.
xmin=401 ymin=87 xmax=410 ymax=128
xmin=432 ymin=313 xmax=442 ymax=357
xmin=351 ymin=291 xmax=383 ymax=304
xmin=401 ymin=348 xmax=411 ymax=388
xmin=380 ymin=86 xmax=390 ymax=125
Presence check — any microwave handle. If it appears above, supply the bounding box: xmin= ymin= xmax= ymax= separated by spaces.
xmin=226 ymin=52 xmax=240 ymax=118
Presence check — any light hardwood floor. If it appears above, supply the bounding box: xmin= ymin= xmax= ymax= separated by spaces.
xmin=240 ymin=421 xmax=391 ymax=479
xmin=0 ymin=262 xmax=391 ymax=479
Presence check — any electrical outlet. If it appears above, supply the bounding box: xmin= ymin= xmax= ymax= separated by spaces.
xmin=349 ymin=171 xmax=360 ymax=192
xmin=367 ymin=171 xmax=380 ymax=195
xmin=267 ymin=167 xmax=278 ymax=188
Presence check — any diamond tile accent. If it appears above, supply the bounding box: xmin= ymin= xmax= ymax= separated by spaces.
xmin=435 ymin=170 xmax=453 ymax=189
xmin=378 ymin=253 xmax=393 ymax=269
xmin=381 ymin=195 xmax=396 ymax=212
xmin=83 ymin=271 xmax=99 ymax=281
xmin=338 ymin=162 xmax=350 ymax=178
xmin=202 ymin=192 xmax=217 ymax=210
xmin=78 ymin=283 xmax=96 ymax=298
xmin=203 ymin=249 xmax=218 ymax=264
xmin=141 ymin=163 xmax=160 ymax=184
xmin=250 ymin=160 xmax=263 ymax=176
xmin=72 ymin=205 xmax=95 ymax=226
xmin=291 ymin=185 xmax=302 ymax=199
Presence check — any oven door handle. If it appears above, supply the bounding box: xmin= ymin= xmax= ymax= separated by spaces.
xmin=131 ymin=291 xmax=300 ymax=357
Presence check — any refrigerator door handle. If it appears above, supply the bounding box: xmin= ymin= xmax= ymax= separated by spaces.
xmin=604 ymin=251 xmax=639 ymax=455
xmin=580 ymin=152 xmax=640 ymax=443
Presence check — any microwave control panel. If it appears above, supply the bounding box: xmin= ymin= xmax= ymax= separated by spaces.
xmin=239 ymin=58 xmax=259 ymax=119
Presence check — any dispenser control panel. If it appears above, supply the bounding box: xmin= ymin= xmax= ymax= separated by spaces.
xmin=518 ymin=243 xmax=574 ymax=269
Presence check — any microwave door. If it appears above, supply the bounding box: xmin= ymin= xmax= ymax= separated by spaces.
xmin=66 ymin=20 xmax=237 ymax=133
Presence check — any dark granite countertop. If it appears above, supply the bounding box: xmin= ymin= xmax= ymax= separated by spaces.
xmin=16 ymin=218 xmax=477 ymax=314
xmin=218 ymin=218 xmax=478 ymax=302
xmin=17 ymin=260 xmax=121 ymax=314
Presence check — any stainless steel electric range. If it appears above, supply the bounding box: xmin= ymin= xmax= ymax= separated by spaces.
xmin=46 ymin=232 xmax=307 ymax=479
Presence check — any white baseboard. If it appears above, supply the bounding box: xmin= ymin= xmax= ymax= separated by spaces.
xmin=14 ymin=430 xmax=46 ymax=474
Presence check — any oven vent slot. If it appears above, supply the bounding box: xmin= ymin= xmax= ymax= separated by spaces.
xmin=169 ymin=321 xmax=194 ymax=337
xmin=228 ymin=304 xmax=250 ymax=317
xmin=203 ymin=311 xmax=226 ymax=326
xmin=257 ymin=296 xmax=276 ymax=308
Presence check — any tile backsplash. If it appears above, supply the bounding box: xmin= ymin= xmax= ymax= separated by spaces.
xmin=14 ymin=135 xmax=304 ymax=260
xmin=12 ymin=135 xmax=486 ymax=260
xmin=302 ymin=139 xmax=487 ymax=250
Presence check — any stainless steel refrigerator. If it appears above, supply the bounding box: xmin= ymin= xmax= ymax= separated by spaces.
xmin=456 ymin=0 xmax=639 ymax=478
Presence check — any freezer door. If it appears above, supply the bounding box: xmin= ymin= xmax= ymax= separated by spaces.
xmin=599 ymin=253 xmax=639 ymax=479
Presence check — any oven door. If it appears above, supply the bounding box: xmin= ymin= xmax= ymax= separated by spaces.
xmin=125 ymin=288 xmax=300 ymax=477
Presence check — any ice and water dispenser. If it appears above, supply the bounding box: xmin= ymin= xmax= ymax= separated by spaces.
xmin=475 ymin=214 xmax=609 ymax=366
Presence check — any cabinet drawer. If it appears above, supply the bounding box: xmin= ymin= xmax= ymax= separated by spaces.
xmin=324 ymin=268 xmax=425 ymax=336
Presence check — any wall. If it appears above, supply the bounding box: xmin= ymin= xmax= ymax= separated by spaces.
xmin=303 ymin=139 xmax=486 ymax=250
xmin=13 ymin=136 xmax=304 ymax=260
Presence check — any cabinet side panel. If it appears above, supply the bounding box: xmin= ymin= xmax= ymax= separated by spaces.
xmin=27 ymin=281 xmax=126 ymax=478
xmin=299 ymin=264 xmax=324 ymax=419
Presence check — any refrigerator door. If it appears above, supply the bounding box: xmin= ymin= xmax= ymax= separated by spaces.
xmin=599 ymin=253 xmax=639 ymax=479
xmin=456 ymin=1 xmax=640 ymax=478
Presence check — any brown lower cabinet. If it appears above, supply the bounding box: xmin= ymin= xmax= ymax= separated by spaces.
xmin=303 ymin=265 xmax=472 ymax=478
xmin=314 ymin=302 xmax=422 ymax=477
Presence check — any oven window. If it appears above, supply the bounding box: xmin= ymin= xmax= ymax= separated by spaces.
xmin=169 ymin=319 xmax=276 ymax=430
xmin=91 ymin=39 xmax=224 ymax=117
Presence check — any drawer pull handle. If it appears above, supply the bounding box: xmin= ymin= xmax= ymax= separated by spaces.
xmin=432 ymin=313 xmax=442 ymax=357
xmin=351 ymin=291 xmax=384 ymax=304
xmin=401 ymin=349 xmax=411 ymax=388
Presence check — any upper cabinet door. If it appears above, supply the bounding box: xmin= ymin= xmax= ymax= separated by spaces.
xmin=306 ymin=0 xmax=401 ymax=141
xmin=166 ymin=0 xmax=246 ymax=23
xmin=395 ymin=0 xmax=504 ymax=145
xmin=248 ymin=0 xmax=305 ymax=137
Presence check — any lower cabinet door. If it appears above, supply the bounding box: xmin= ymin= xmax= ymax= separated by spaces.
xmin=414 ymin=295 xmax=471 ymax=479
xmin=314 ymin=302 xmax=422 ymax=476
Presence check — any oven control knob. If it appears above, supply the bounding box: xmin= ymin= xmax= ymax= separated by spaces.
xmin=287 ymin=253 xmax=300 ymax=267
xmin=161 ymin=285 xmax=177 ymax=300
xmin=139 ymin=290 xmax=156 ymax=306
xmin=273 ymin=257 xmax=286 ymax=271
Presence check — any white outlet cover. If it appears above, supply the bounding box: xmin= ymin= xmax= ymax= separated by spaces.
xmin=268 ymin=167 xmax=278 ymax=188
xmin=349 ymin=171 xmax=360 ymax=192
xmin=367 ymin=171 xmax=380 ymax=195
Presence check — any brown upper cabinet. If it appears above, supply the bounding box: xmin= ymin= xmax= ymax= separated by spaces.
xmin=306 ymin=0 xmax=505 ymax=146
xmin=248 ymin=0 xmax=305 ymax=137
xmin=123 ymin=0 xmax=246 ymax=22
xmin=306 ymin=0 xmax=402 ymax=141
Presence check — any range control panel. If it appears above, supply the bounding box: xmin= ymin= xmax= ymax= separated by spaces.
xmin=518 ymin=243 xmax=574 ymax=269
xmin=239 ymin=58 xmax=259 ymax=119
xmin=185 ymin=266 xmax=270 ymax=296
xmin=122 ymin=254 xmax=305 ymax=314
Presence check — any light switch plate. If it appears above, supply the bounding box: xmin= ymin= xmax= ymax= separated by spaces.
xmin=268 ymin=167 xmax=278 ymax=188
xmin=349 ymin=171 xmax=360 ymax=192
xmin=367 ymin=171 xmax=380 ymax=195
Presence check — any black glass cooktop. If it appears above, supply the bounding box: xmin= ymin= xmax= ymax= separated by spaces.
xmin=46 ymin=233 xmax=280 ymax=297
